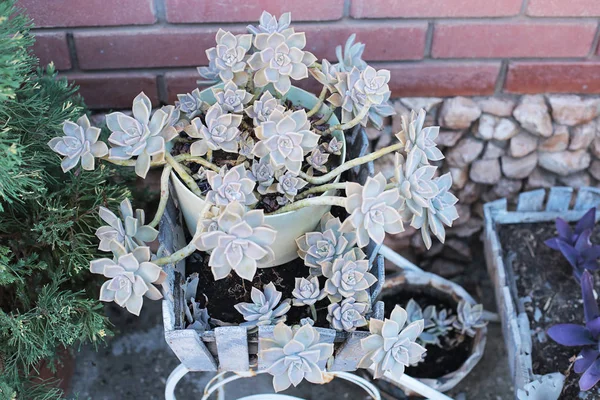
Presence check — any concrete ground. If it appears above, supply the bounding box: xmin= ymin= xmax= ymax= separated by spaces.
xmin=68 ymin=299 xmax=512 ymax=400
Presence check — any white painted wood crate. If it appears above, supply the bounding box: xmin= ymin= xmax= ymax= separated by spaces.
xmin=483 ymin=186 xmax=600 ymax=397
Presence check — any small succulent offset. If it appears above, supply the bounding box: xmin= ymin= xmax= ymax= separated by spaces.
xmin=244 ymin=91 xmax=285 ymax=126
xmin=291 ymin=276 xmax=326 ymax=306
xmin=182 ymin=273 xmax=211 ymax=331
xmin=545 ymin=208 xmax=600 ymax=281
xmin=322 ymin=137 xmax=343 ymax=156
xmin=396 ymin=109 xmax=444 ymax=164
xmin=234 ymin=283 xmax=291 ymax=330
xmin=247 ymin=11 xmax=291 ymax=35
xmin=322 ymin=254 xmax=376 ymax=303
xmin=90 ymin=247 xmax=166 ymax=316
xmin=548 ymin=270 xmax=600 ymax=391
xmin=259 ymin=322 xmax=334 ymax=392
xmin=95 ymin=198 xmax=158 ymax=254
xmin=453 ymin=301 xmax=486 ymax=338
xmin=205 ymin=164 xmax=258 ymax=207
xmin=176 ymin=88 xmax=204 ymax=119
xmin=276 ymin=171 xmax=308 ymax=202
xmin=516 ymin=373 xmax=565 ymax=400
xmin=296 ymin=212 xmax=358 ymax=276
xmin=327 ymin=297 xmax=368 ymax=332
xmin=335 ymin=34 xmax=367 ymax=72
xmin=186 ymin=103 xmax=242 ymax=154
xmin=193 ymin=201 xmax=276 ymax=280
xmin=48 ymin=115 xmax=108 ymax=173
xmin=394 ymin=150 xmax=438 ymax=218
xmin=106 ymin=92 xmax=178 ymax=178
xmin=305 ymin=148 xmax=330 ymax=175
xmin=212 ymin=81 xmax=253 ymax=113
xmin=359 ymin=305 xmax=427 ymax=379
xmin=206 ymin=29 xmax=253 ymax=86
xmin=249 ymin=156 xmax=278 ymax=195
xmin=406 ymin=299 xmax=451 ymax=345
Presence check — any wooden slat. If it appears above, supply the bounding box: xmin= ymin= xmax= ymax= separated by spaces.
xmin=517 ymin=189 xmax=546 ymax=212
xmin=545 ymin=187 xmax=572 ymax=211
xmin=215 ymin=326 xmax=250 ymax=372
xmin=165 ymin=329 xmax=217 ymax=371
xmin=330 ymin=331 xmax=370 ymax=372
xmin=574 ymin=187 xmax=600 ymax=210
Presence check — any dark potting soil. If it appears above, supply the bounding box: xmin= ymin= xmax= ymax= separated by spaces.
xmin=498 ymin=222 xmax=600 ymax=399
xmin=379 ymin=290 xmax=474 ymax=379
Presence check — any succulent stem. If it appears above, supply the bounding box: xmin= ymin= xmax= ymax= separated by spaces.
xmin=165 ymin=152 xmax=203 ymax=197
xmin=309 ymin=304 xmax=318 ymax=321
xmin=320 ymin=101 xmax=371 ymax=136
xmin=295 ymin=182 xmax=347 ymax=200
xmin=267 ymin=196 xmax=347 ymax=215
xmin=306 ymin=87 xmax=328 ymax=118
xmin=315 ymin=107 xmax=335 ymax=126
xmin=154 ymin=242 xmax=197 ymax=266
xmin=299 ymin=142 xmax=403 ymax=185
xmin=148 ymin=164 xmax=173 ymax=228
xmin=100 ymin=154 xmax=219 ymax=172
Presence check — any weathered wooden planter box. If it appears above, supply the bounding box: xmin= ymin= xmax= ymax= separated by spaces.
xmin=483 ymin=186 xmax=600 ymax=398
xmin=159 ymin=127 xmax=387 ymax=373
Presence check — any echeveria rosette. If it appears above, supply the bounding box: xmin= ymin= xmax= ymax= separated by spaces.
xmin=322 ymin=137 xmax=343 ymax=156
xmin=185 ymin=103 xmax=242 ymax=155
xmin=296 ymin=212 xmax=358 ymax=276
xmin=247 ymin=11 xmax=292 ymax=35
xmin=545 ymin=208 xmax=596 ymax=250
xmin=310 ymin=59 xmax=343 ymax=106
xmin=206 ymin=29 xmax=252 ymax=86
xmin=395 ymin=150 xmax=439 ymax=218
xmin=234 ymin=283 xmax=291 ymax=329
xmin=555 ymin=229 xmax=600 ymax=281
xmin=95 ymin=198 xmax=158 ymax=255
xmin=249 ymin=156 xmax=278 ymax=195
xmin=306 ymin=148 xmax=330 ymax=175
xmin=193 ymin=202 xmax=276 ymax=281
xmin=410 ymin=172 xmax=458 ymax=249
xmin=548 ymin=270 xmax=600 ymax=391
xmin=291 ymin=276 xmax=326 ymax=306
xmin=247 ymin=30 xmax=317 ymax=95
xmin=322 ymin=256 xmax=376 ymax=303
xmin=245 ymin=91 xmax=286 ymax=126
xmin=452 ymin=301 xmax=486 ymax=338
xmin=422 ymin=306 xmax=456 ymax=345
xmin=238 ymin=133 xmax=256 ymax=160
xmin=253 ymin=109 xmax=319 ymax=174
xmin=396 ymin=109 xmax=444 ymax=165
xmin=49 ymin=114 xmax=108 ymax=173
xmin=176 ymin=88 xmax=204 ymax=119
xmin=205 ymin=165 xmax=258 ymax=207
xmin=197 ymin=59 xmax=221 ymax=85
xmin=359 ymin=305 xmax=426 ymax=380
xmin=90 ymin=247 xmax=165 ymax=316
xmin=106 ymin=92 xmax=178 ymax=178
xmin=327 ymin=297 xmax=369 ymax=332
xmin=260 ymin=322 xmax=334 ymax=392
xmin=335 ymin=34 xmax=368 ymax=72
xmin=212 ymin=81 xmax=252 ymax=113
xmin=276 ymin=171 xmax=307 ymax=202
xmin=341 ymin=173 xmax=405 ymax=248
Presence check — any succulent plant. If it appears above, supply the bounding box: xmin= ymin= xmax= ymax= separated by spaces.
xmin=306 ymin=147 xmax=330 ymax=175
xmin=276 ymin=171 xmax=307 ymax=202
xmin=206 ymin=29 xmax=252 ymax=86
xmin=310 ymin=59 xmax=340 ymax=95
xmin=48 ymin=114 xmax=108 ymax=173
xmin=341 ymin=173 xmax=405 ymax=248
xmin=322 ymin=255 xmax=376 ymax=303
xmin=405 ymin=299 xmax=436 ymax=341
xmin=90 ymin=246 xmax=166 ymax=316
xmin=296 ymin=212 xmax=358 ymax=276
xmin=367 ymin=95 xmax=396 ymax=131
xmin=452 ymin=301 xmax=486 ymax=338
xmin=248 ymin=156 xmax=278 ymax=195
xmin=244 ymin=91 xmax=286 ymax=126
xmin=247 ymin=11 xmax=292 ymax=35
xmin=516 ymin=373 xmax=565 ymax=400
xmin=247 ymin=30 xmax=317 ymax=94
xmin=410 ymin=172 xmax=458 ymax=249
xmin=327 ymin=297 xmax=369 ymax=332
xmin=186 ymin=103 xmax=242 ymax=154
xmin=197 ymin=60 xmax=221 ymax=84
xmin=260 ymin=322 xmax=334 ymax=392
xmin=357 ymin=66 xmax=391 ymax=107
xmin=95 ymin=198 xmax=158 ymax=255
xmin=253 ymin=109 xmax=320 ymax=174
xmin=359 ymin=305 xmax=426 ymax=380
xmin=335 ymin=34 xmax=367 ymax=72
xmin=238 ymin=132 xmax=256 ymax=160
xmin=396 ymin=109 xmax=444 ymax=164
xmin=395 ymin=150 xmax=439 ymax=218
xmin=182 ymin=273 xmax=211 ymax=331
xmin=291 ymin=276 xmax=325 ymax=306
xmin=234 ymin=282 xmax=290 ymax=329
xmin=176 ymin=88 xmax=204 ymax=119
xmin=212 ymin=81 xmax=253 ymax=113
xmin=423 ymin=306 xmax=456 ymax=345
xmin=193 ymin=201 xmax=276 ymax=280
xmin=322 ymin=137 xmax=343 ymax=156
xmin=205 ymin=164 xmax=258 ymax=207
xmin=106 ymin=92 xmax=178 ymax=178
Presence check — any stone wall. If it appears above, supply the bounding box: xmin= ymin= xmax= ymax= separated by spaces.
xmin=375 ymin=94 xmax=600 ymax=275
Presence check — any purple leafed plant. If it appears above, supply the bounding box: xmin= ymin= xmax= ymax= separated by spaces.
xmin=545 ymin=208 xmax=600 ymax=280
xmin=547 ymin=270 xmax=600 ymax=391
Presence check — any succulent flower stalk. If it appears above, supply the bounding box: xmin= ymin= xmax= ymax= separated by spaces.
xmin=48 ymin=115 xmax=108 ymax=172
xmin=234 ymin=282 xmax=291 ymax=329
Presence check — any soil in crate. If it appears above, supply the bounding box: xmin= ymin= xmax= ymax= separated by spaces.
xmin=380 ymin=290 xmax=474 ymax=379
xmin=499 ymin=222 xmax=600 ymax=399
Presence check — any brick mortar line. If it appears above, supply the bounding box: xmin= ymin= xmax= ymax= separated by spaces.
xmin=494 ymin=60 xmax=509 ymax=94
xmin=520 ymin=0 xmax=530 ymax=15
xmin=28 ymin=15 xmax=600 ymax=34
xmin=587 ymin=21 xmax=600 ymax=58
xmin=424 ymin=21 xmax=434 ymax=58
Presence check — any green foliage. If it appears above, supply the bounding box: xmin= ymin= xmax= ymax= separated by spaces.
xmin=0 ymin=2 xmax=130 ymax=399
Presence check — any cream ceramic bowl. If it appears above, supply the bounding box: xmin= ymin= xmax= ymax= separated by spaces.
xmin=170 ymin=85 xmax=346 ymax=267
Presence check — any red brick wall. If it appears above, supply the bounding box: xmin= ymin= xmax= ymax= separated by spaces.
xmin=19 ymin=0 xmax=600 ymax=109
